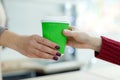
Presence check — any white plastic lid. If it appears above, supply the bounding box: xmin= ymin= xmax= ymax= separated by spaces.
xmin=41 ymin=16 xmax=70 ymax=23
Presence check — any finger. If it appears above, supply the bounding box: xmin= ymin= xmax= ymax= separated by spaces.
xmin=25 ymin=52 xmax=38 ymax=58
xmin=29 ymin=48 xmax=58 ymax=60
xmin=67 ymin=40 xmax=79 ymax=48
xmin=63 ymin=29 xmax=75 ymax=37
xmin=66 ymin=38 xmax=79 ymax=47
xmin=35 ymin=35 xmax=60 ymax=50
xmin=67 ymin=39 xmax=88 ymax=48
xmin=36 ymin=52 xmax=58 ymax=60
xmin=32 ymin=41 xmax=61 ymax=56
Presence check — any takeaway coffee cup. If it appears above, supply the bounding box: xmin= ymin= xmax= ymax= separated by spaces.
xmin=41 ymin=16 xmax=69 ymax=55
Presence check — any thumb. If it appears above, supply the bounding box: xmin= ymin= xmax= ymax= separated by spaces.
xmin=63 ymin=29 xmax=74 ymax=37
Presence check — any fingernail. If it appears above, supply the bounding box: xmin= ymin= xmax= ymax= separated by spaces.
xmin=55 ymin=46 xmax=60 ymax=50
xmin=56 ymin=52 xmax=61 ymax=56
xmin=53 ymin=56 xmax=58 ymax=60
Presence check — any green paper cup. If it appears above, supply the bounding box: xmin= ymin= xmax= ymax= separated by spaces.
xmin=41 ymin=16 xmax=69 ymax=55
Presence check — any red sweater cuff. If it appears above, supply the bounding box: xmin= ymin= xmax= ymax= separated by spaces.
xmin=95 ymin=36 xmax=120 ymax=65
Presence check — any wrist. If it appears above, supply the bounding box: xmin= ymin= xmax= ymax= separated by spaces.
xmin=0 ymin=30 xmax=21 ymax=49
xmin=89 ymin=36 xmax=102 ymax=52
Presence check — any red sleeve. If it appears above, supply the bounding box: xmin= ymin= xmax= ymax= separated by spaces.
xmin=95 ymin=36 xmax=120 ymax=65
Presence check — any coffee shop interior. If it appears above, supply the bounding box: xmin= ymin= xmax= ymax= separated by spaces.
xmin=0 ymin=0 xmax=120 ymax=80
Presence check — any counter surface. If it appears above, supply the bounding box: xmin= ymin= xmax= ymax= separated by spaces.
xmin=22 ymin=71 xmax=111 ymax=80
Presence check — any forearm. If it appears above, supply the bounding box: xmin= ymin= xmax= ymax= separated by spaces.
xmin=0 ymin=30 xmax=20 ymax=49
xmin=95 ymin=36 xmax=120 ymax=65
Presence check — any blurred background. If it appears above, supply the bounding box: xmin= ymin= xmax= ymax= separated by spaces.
xmin=0 ymin=0 xmax=120 ymax=80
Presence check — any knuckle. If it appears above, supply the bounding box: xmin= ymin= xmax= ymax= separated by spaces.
xmin=28 ymin=37 xmax=35 ymax=44
xmin=29 ymin=40 xmax=35 ymax=46
xmin=50 ymin=43 xmax=55 ymax=48
xmin=29 ymin=35 xmax=38 ymax=40
xmin=28 ymin=38 xmax=36 ymax=46
xmin=40 ymin=37 xmax=45 ymax=43
xmin=28 ymin=40 xmax=33 ymax=45
xmin=47 ymin=42 xmax=56 ymax=48
xmin=39 ymin=44 xmax=43 ymax=49
xmin=29 ymin=35 xmax=35 ymax=40
xmin=41 ymin=46 xmax=46 ymax=51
